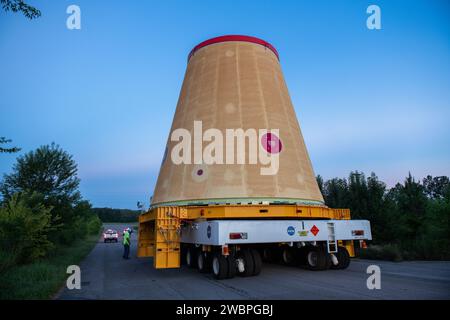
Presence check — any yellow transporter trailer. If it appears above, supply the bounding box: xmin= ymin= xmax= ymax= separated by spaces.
xmin=137 ymin=203 xmax=371 ymax=279
xmin=137 ymin=36 xmax=372 ymax=279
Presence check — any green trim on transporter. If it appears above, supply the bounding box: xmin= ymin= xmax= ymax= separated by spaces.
xmin=150 ymin=197 xmax=325 ymax=208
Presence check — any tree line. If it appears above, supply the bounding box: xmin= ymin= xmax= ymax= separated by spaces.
xmin=93 ymin=207 xmax=140 ymax=223
xmin=0 ymin=143 xmax=102 ymax=273
xmin=317 ymin=171 xmax=450 ymax=260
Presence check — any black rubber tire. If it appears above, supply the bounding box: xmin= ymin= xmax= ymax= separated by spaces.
xmin=226 ymin=255 xmax=237 ymax=279
xmin=251 ymin=249 xmax=262 ymax=276
xmin=212 ymin=254 xmax=229 ymax=280
xmin=305 ymin=247 xmax=328 ymax=271
xmin=237 ymin=250 xmax=254 ymax=277
xmin=331 ymin=246 xmax=350 ymax=270
xmin=186 ymin=247 xmax=197 ymax=269
xmin=197 ymin=251 xmax=210 ymax=273
xmin=281 ymin=247 xmax=297 ymax=266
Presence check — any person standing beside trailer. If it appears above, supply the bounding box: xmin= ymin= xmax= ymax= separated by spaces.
xmin=123 ymin=229 xmax=131 ymax=259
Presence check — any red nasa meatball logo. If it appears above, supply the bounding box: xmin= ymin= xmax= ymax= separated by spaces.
xmin=261 ymin=132 xmax=282 ymax=154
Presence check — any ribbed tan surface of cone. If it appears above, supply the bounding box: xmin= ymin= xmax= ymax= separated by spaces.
xmin=151 ymin=36 xmax=324 ymax=206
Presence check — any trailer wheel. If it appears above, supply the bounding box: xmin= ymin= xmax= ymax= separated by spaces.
xmin=305 ymin=247 xmax=328 ymax=271
xmin=197 ymin=252 xmax=211 ymax=273
xmin=281 ymin=247 xmax=296 ymax=266
xmin=251 ymin=249 xmax=262 ymax=276
xmin=212 ymin=254 xmax=229 ymax=280
xmin=331 ymin=246 xmax=350 ymax=270
xmin=226 ymin=255 xmax=237 ymax=279
xmin=236 ymin=250 xmax=254 ymax=277
xmin=186 ymin=247 xmax=197 ymax=268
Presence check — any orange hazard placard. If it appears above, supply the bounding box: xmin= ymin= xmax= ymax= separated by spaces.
xmin=310 ymin=225 xmax=319 ymax=236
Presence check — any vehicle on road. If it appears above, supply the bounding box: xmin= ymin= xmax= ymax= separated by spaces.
xmin=137 ymin=35 xmax=372 ymax=279
xmin=103 ymin=229 xmax=119 ymax=243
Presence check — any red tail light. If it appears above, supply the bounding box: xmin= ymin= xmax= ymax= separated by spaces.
xmin=229 ymin=232 xmax=248 ymax=240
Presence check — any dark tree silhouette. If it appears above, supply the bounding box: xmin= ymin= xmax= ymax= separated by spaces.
xmin=0 ymin=0 xmax=41 ymax=19
xmin=0 ymin=137 xmax=21 ymax=153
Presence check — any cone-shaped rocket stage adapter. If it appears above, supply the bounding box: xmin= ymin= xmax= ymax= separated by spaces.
xmin=151 ymin=35 xmax=324 ymax=207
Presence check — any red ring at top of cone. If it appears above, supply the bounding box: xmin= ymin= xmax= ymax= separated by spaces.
xmin=188 ymin=35 xmax=279 ymax=61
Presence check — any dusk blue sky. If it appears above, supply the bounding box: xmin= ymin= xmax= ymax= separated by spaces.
xmin=1 ymin=0 xmax=449 ymax=209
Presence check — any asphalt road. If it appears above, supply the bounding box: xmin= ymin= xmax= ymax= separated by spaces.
xmin=57 ymin=223 xmax=450 ymax=300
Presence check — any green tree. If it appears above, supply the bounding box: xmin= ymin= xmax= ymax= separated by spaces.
xmin=421 ymin=184 xmax=450 ymax=259
xmin=0 ymin=0 xmax=41 ymax=19
xmin=0 ymin=137 xmax=21 ymax=154
xmin=316 ymin=175 xmax=324 ymax=195
xmin=347 ymin=171 xmax=369 ymax=218
xmin=366 ymin=173 xmax=386 ymax=216
xmin=423 ymin=175 xmax=450 ymax=199
xmin=0 ymin=141 xmax=102 ymax=295
xmin=0 ymin=143 xmax=96 ymax=243
xmin=390 ymin=173 xmax=428 ymax=240
xmin=1 ymin=143 xmax=81 ymax=204
xmin=365 ymin=173 xmax=392 ymax=242
xmin=323 ymin=177 xmax=349 ymax=208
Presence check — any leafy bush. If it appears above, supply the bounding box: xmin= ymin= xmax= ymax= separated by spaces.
xmin=86 ymin=214 xmax=102 ymax=235
xmin=57 ymin=216 xmax=86 ymax=245
xmin=0 ymin=193 xmax=54 ymax=272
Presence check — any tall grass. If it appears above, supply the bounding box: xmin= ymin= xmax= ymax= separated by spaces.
xmin=0 ymin=233 xmax=99 ymax=300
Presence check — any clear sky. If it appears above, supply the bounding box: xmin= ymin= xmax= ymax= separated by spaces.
xmin=1 ymin=0 xmax=449 ymax=209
